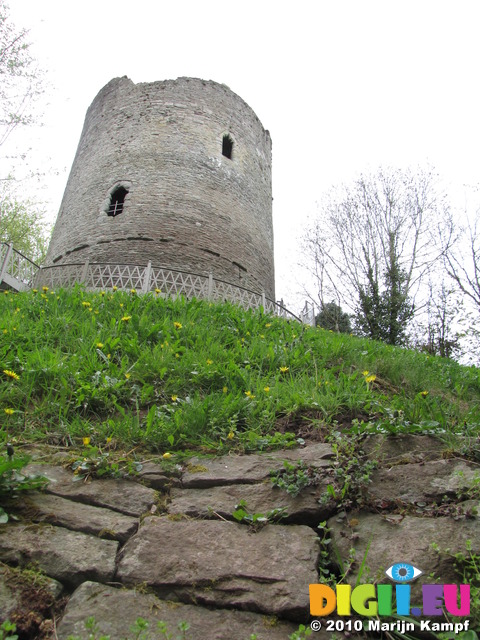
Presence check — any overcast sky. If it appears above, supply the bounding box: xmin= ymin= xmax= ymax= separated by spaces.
xmin=6 ymin=0 xmax=480 ymax=310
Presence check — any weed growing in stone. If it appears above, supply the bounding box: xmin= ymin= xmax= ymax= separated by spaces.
xmin=232 ymin=499 xmax=288 ymax=531
xmin=0 ymin=446 xmax=48 ymax=522
xmin=270 ymin=460 xmax=322 ymax=497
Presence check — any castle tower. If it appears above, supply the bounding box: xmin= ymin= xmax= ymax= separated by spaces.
xmin=45 ymin=77 xmax=275 ymax=299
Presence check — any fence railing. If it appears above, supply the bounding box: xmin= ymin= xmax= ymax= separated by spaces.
xmin=0 ymin=243 xmax=39 ymax=291
xmin=33 ymin=259 xmax=304 ymax=323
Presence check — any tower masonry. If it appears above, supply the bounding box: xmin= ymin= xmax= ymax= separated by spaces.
xmin=45 ymin=76 xmax=275 ymax=299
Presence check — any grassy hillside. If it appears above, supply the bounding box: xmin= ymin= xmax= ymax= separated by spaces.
xmin=1 ymin=286 xmax=479 ymax=461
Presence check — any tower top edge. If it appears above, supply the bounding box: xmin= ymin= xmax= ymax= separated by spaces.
xmin=93 ymin=76 xmax=271 ymax=139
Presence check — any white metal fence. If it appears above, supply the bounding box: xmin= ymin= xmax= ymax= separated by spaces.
xmin=0 ymin=243 xmax=39 ymax=291
xmin=33 ymin=259 xmax=303 ymax=322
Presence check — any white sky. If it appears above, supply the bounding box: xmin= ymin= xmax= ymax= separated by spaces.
xmin=6 ymin=0 xmax=480 ymax=311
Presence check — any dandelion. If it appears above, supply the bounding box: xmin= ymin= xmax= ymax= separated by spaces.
xmin=265 ymin=323 xmax=272 ymax=328
xmin=420 ymin=390 xmax=429 ymax=397
xmin=3 ymin=369 xmax=19 ymax=381
xmin=227 ymin=431 xmax=234 ymax=440
xmin=171 ymin=395 xmax=178 ymax=402
xmin=245 ymin=390 xmax=255 ymax=399
xmin=2 ymin=329 xmax=7 ymax=334
xmin=121 ymin=315 xmax=132 ymax=322
xmin=362 ymin=370 xmax=369 ymax=376
xmin=206 ymin=359 xmax=213 ymax=365
xmin=112 ymin=286 xmax=118 ymax=291
xmin=264 ymin=386 xmax=270 ymax=393
xmin=130 ymin=289 xmax=136 ymax=295
xmin=125 ymin=373 xmax=131 ymax=379
xmin=3 ymin=290 xmax=8 ymax=295
xmin=4 ymin=408 xmax=14 ymax=415
xmin=82 ymin=301 xmax=91 ymax=307
xmin=222 ymin=386 xmax=228 ymax=394
xmin=162 ymin=452 xmax=172 ymax=459
xmin=279 ymin=366 xmax=289 ymax=373
xmin=155 ymin=288 xmax=161 ymax=294
xmin=42 ymin=286 xmax=49 ymax=292
xmin=365 ymin=375 xmax=376 ymax=384
xmin=106 ymin=437 xmax=112 ymax=444
xmin=99 ymin=291 xmax=106 ymax=297
xmin=96 ymin=342 xmax=104 ymax=348
xmin=32 ymin=289 xmax=38 ymax=294
xmin=82 ymin=437 xmax=91 ymax=446
xmin=174 ymin=322 xmax=182 ymax=329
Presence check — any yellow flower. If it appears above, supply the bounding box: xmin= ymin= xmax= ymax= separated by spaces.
xmin=174 ymin=322 xmax=182 ymax=329
xmin=130 ymin=289 xmax=136 ymax=294
xmin=264 ymin=386 xmax=270 ymax=393
xmin=42 ymin=286 xmax=49 ymax=292
xmin=362 ymin=370 xmax=369 ymax=376
xmin=32 ymin=289 xmax=38 ymax=294
xmin=420 ymin=390 xmax=429 ymax=397
xmin=3 ymin=369 xmax=19 ymax=381
xmin=4 ymin=408 xmax=14 ymax=415
xmin=279 ymin=366 xmax=289 ymax=373
xmin=106 ymin=436 xmax=112 ymax=444
xmin=82 ymin=437 xmax=91 ymax=446
xmin=227 ymin=431 xmax=234 ymax=440
xmin=112 ymin=286 xmax=118 ymax=291
xmin=121 ymin=315 xmax=132 ymax=322
xmin=82 ymin=301 xmax=91 ymax=307
xmin=365 ymin=375 xmax=376 ymax=384
xmin=125 ymin=373 xmax=131 ymax=379
xmin=162 ymin=452 xmax=172 ymax=459
xmin=107 ymin=354 xmax=111 ymax=359
xmin=171 ymin=395 xmax=178 ymax=402
xmin=96 ymin=342 xmax=104 ymax=348
xmin=265 ymin=323 xmax=272 ymax=328
xmin=245 ymin=390 xmax=255 ymax=399
xmin=155 ymin=288 xmax=161 ymax=294
xmin=99 ymin=291 xmax=105 ymax=297
xmin=206 ymin=359 xmax=213 ymax=365
xmin=2 ymin=329 xmax=7 ymax=334
xmin=222 ymin=386 xmax=228 ymax=394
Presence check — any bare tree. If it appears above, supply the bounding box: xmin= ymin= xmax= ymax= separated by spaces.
xmin=0 ymin=0 xmax=44 ymax=154
xmin=301 ymin=166 xmax=453 ymax=344
xmin=444 ymin=211 xmax=480 ymax=313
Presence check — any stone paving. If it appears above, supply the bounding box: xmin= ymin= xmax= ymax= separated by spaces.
xmin=0 ymin=435 xmax=478 ymax=639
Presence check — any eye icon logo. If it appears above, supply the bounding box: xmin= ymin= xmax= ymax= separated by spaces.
xmin=385 ymin=562 xmax=423 ymax=583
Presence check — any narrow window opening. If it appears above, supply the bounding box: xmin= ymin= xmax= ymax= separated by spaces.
xmin=107 ymin=186 xmax=128 ymax=217
xmin=222 ymin=134 xmax=233 ymax=159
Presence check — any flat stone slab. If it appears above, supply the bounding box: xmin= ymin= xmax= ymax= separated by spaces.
xmin=137 ymin=461 xmax=182 ymax=489
xmin=0 ymin=561 xmax=63 ymax=630
xmin=116 ymin=517 xmax=319 ymax=620
xmin=368 ymin=459 xmax=478 ymax=506
xmin=182 ymin=443 xmax=333 ymax=488
xmin=328 ymin=512 xmax=480 ymax=602
xmin=17 ymin=492 xmax=138 ymax=541
xmin=169 ymin=481 xmax=335 ymax=526
xmin=56 ymin=581 xmax=305 ymax=640
xmin=0 ymin=523 xmax=118 ymax=587
xmin=24 ymin=464 xmax=156 ymax=517
xmin=362 ymin=434 xmax=446 ymax=464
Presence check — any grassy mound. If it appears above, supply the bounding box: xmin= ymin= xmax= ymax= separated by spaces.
xmin=1 ymin=286 xmax=479 ymax=457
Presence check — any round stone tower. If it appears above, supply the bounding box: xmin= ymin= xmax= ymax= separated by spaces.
xmin=45 ymin=76 xmax=274 ymax=298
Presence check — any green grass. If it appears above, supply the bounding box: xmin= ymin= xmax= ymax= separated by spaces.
xmin=1 ymin=285 xmax=479 ymax=457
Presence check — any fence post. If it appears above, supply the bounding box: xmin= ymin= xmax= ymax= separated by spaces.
xmin=0 ymin=243 xmax=13 ymax=286
xmin=261 ymin=291 xmax=266 ymax=311
xmin=143 ymin=261 xmax=152 ymax=293
xmin=80 ymin=259 xmax=90 ymax=285
xmin=208 ymin=273 xmax=214 ymax=300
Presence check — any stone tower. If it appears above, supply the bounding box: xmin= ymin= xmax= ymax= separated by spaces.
xmin=45 ymin=76 xmax=275 ymax=299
